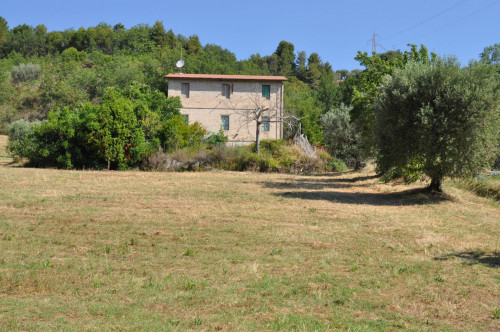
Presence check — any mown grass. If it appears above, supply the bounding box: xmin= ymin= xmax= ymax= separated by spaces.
xmin=0 ymin=136 xmax=499 ymax=331
xmin=452 ymin=175 xmax=500 ymax=201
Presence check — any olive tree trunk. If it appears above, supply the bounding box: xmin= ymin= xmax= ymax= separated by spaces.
xmin=428 ymin=176 xmax=442 ymax=192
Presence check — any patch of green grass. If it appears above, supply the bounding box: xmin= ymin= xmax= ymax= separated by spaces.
xmin=493 ymin=309 xmax=500 ymax=319
xmin=453 ymin=176 xmax=500 ymax=201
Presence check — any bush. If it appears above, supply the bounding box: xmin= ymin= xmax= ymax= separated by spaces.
xmin=6 ymin=119 xmax=39 ymax=161
xmin=327 ymin=158 xmax=348 ymax=172
xmin=142 ymin=147 xmax=170 ymax=171
xmin=60 ymin=47 xmax=87 ymax=62
xmin=6 ymin=84 xmax=187 ymax=170
xmin=142 ymin=141 xmax=329 ymax=174
xmin=250 ymin=139 xmax=286 ymax=154
xmin=316 ymin=149 xmax=333 ymax=163
xmin=206 ymin=129 xmax=228 ymax=147
xmin=11 ymin=63 xmax=41 ymax=83
xmin=322 ymin=103 xmax=363 ymax=167
xmin=143 ymin=147 xmax=211 ymax=171
xmin=160 ymin=117 xmax=208 ymax=151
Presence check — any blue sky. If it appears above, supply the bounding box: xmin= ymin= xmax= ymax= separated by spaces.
xmin=1 ymin=0 xmax=499 ymax=70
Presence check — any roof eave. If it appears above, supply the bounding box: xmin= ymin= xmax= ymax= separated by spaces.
xmin=164 ymin=74 xmax=288 ymax=82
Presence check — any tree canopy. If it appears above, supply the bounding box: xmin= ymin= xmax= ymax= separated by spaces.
xmin=373 ymin=59 xmax=500 ymax=190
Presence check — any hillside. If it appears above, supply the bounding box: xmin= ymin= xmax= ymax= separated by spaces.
xmin=0 ymin=20 xmax=345 ymax=143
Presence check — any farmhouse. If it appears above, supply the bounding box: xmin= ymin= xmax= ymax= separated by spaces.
xmin=165 ymin=74 xmax=287 ymax=145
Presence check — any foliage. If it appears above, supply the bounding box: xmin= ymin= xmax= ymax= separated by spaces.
xmin=350 ymin=44 xmax=434 ymax=154
xmin=221 ymin=140 xmax=327 ymax=174
xmin=316 ymin=74 xmax=341 ymax=114
xmin=327 ymin=158 xmax=348 ymax=172
xmin=480 ymin=43 xmax=500 ymax=65
xmin=10 ymin=63 xmax=41 ymax=83
xmin=283 ymin=78 xmax=323 ymax=144
xmin=143 ymin=140 xmax=329 ymax=174
xmin=321 ymin=103 xmax=363 ymax=167
xmin=0 ymin=16 xmax=8 ymax=50
xmin=0 ymin=20 xmax=338 ymax=149
xmin=454 ymin=176 xmax=500 ymax=201
xmin=274 ymin=40 xmax=295 ymax=76
xmin=373 ymin=59 xmax=500 ymax=190
xmin=250 ymin=139 xmax=286 ymax=154
xmin=160 ymin=117 xmax=208 ymax=151
xmin=6 ymin=84 xmax=188 ymax=169
xmin=206 ymin=129 xmax=228 ymax=146
xmin=6 ymin=119 xmax=38 ymax=161
xmin=3 ymin=20 xmax=499 ymax=179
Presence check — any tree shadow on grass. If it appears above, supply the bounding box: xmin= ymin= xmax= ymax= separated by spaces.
xmin=262 ymin=174 xmax=450 ymax=206
xmin=434 ymin=251 xmax=500 ymax=268
xmin=271 ymin=188 xmax=449 ymax=206
xmin=264 ymin=174 xmax=381 ymax=190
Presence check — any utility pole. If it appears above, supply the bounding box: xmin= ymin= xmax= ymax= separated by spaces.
xmin=372 ymin=32 xmax=378 ymax=53
xmin=368 ymin=32 xmax=384 ymax=54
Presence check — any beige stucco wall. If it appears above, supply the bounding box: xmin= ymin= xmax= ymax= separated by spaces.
xmin=182 ymin=108 xmax=281 ymax=144
xmin=167 ymin=79 xmax=284 ymax=143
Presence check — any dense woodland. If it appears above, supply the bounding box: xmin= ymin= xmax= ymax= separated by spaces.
xmin=1 ymin=18 xmax=499 ymax=189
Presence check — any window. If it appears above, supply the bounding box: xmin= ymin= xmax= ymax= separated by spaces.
xmin=222 ymin=84 xmax=231 ymax=99
xmin=262 ymin=85 xmax=270 ymax=99
xmin=182 ymin=114 xmax=189 ymax=124
xmin=262 ymin=116 xmax=270 ymax=131
xmin=181 ymin=83 xmax=190 ymax=98
xmin=221 ymin=115 xmax=229 ymax=131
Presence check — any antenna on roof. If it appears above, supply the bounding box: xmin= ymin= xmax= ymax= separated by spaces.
xmin=176 ymin=46 xmax=184 ymax=74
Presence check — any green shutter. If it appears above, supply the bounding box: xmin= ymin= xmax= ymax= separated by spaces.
xmin=262 ymin=85 xmax=270 ymax=99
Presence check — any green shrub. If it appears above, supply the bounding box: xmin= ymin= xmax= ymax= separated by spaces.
xmin=327 ymin=158 xmax=348 ymax=172
xmin=161 ymin=117 xmax=207 ymax=151
xmin=256 ymin=154 xmax=280 ymax=172
xmin=6 ymin=119 xmax=39 ymax=161
xmin=220 ymin=146 xmax=260 ymax=171
xmin=322 ymin=103 xmax=364 ymax=166
xmin=10 ymin=63 xmax=41 ymax=83
xmin=144 ymin=142 xmax=330 ymax=174
xmin=60 ymin=47 xmax=87 ymax=62
xmin=6 ymin=84 xmax=188 ymax=170
xmin=206 ymin=129 xmax=228 ymax=147
xmin=249 ymin=139 xmax=286 ymax=154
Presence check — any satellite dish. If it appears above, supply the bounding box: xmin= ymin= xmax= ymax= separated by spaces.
xmin=176 ymin=59 xmax=184 ymax=74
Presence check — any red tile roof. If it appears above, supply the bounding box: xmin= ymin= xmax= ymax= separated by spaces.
xmin=164 ymin=73 xmax=288 ymax=81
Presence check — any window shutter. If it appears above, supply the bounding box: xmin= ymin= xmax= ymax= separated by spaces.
xmin=262 ymin=85 xmax=270 ymax=99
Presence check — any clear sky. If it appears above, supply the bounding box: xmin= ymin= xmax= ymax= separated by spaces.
xmin=1 ymin=0 xmax=499 ymax=70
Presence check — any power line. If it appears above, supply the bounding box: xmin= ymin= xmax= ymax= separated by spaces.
xmin=387 ymin=0 xmax=429 ymax=22
xmin=383 ymin=0 xmax=470 ymax=41
xmin=409 ymin=0 xmax=500 ymax=42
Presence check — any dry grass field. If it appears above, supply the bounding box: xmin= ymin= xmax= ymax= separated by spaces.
xmin=0 ymin=135 xmax=499 ymax=331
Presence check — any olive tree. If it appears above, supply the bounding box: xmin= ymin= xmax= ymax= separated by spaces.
xmin=374 ymin=58 xmax=499 ymax=191
xmin=321 ymin=103 xmax=363 ymax=168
